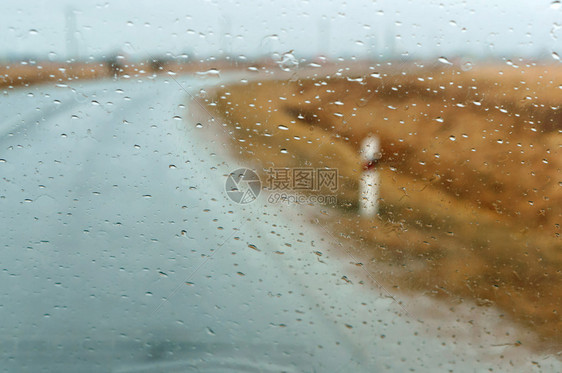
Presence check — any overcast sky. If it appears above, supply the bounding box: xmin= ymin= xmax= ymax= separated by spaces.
xmin=1 ymin=0 xmax=561 ymax=60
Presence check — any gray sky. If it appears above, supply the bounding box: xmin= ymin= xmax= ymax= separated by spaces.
xmin=1 ymin=0 xmax=561 ymax=60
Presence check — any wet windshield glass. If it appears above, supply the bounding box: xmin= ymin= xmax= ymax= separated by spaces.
xmin=1 ymin=1 xmax=561 ymax=371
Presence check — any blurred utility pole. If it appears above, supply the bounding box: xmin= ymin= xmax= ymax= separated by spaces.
xmin=317 ymin=18 xmax=330 ymax=57
xmin=219 ymin=15 xmax=231 ymax=58
xmin=384 ymin=23 xmax=396 ymax=60
xmin=65 ymin=8 xmax=79 ymax=61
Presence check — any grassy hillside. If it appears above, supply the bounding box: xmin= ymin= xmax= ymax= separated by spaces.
xmin=206 ymin=62 xmax=562 ymax=349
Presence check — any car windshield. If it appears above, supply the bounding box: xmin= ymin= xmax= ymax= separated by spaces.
xmin=1 ymin=1 xmax=561 ymax=372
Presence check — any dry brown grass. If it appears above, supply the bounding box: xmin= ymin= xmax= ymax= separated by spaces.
xmin=0 ymin=59 xmax=252 ymax=89
xmin=207 ymin=62 xmax=562 ymax=350
xmin=0 ymin=62 xmax=110 ymax=88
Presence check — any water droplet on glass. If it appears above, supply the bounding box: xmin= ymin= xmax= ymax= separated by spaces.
xmin=277 ymin=125 xmax=289 ymax=130
xmin=196 ymin=68 xmax=220 ymax=76
xmin=277 ymin=50 xmax=299 ymax=72
xmin=438 ymin=57 xmax=452 ymax=65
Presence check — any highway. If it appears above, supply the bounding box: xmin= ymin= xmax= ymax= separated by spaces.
xmin=0 ymin=75 xmax=559 ymax=372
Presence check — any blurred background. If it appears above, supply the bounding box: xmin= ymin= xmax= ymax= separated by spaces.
xmin=1 ymin=0 xmax=561 ymax=62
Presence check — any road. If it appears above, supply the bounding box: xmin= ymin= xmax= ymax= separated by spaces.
xmin=1 ymin=75 xmax=560 ymax=372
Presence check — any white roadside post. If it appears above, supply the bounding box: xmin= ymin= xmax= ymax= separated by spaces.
xmin=359 ymin=135 xmax=381 ymax=218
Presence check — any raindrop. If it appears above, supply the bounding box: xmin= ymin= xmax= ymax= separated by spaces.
xmin=449 ymin=135 xmax=456 ymax=141
xmin=172 ymin=115 xmax=182 ymax=121
xmin=438 ymin=57 xmax=452 ymax=65
xmin=169 ymin=164 xmax=176 ymax=169
xmin=29 ymin=29 xmax=38 ymax=35
xmin=196 ymin=68 xmax=220 ymax=76
xmin=195 ymin=123 xmax=203 ymax=128
xmin=277 ymin=125 xmax=289 ymax=130
xmin=553 ymin=52 xmax=560 ymax=61
xmin=551 ymin=1 xmax=561 ymax=10
xmin=278 ymin=50 xmax=299 ymax=72
xmin=280 ymin=149 xmax=288 ymax=154
xmin=142 ymin=195 xmax=152 ymax=199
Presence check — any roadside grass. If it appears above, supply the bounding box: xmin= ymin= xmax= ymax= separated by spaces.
xmin=0 ymin=62 xmax=109 ymax=88
xmin=207 ymin=63 xmax=562 ymax=349
xmin=0 ymin=59 xmax=252 ymax=89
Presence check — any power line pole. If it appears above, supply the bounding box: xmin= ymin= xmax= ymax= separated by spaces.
xmin=65 ymin=8 xmax=79 ymax=61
